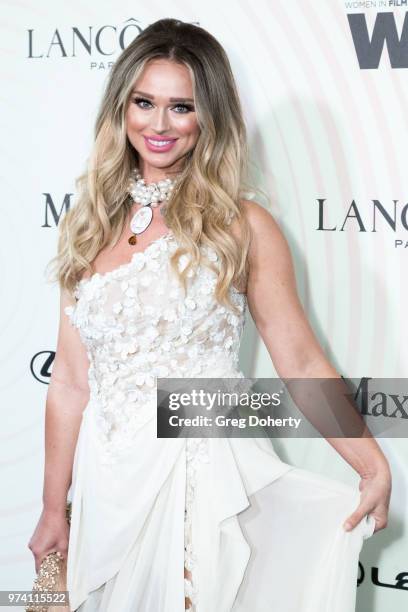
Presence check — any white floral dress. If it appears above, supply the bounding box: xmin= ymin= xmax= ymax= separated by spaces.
xmin=64 ymin=232 xmax=375 ymax=612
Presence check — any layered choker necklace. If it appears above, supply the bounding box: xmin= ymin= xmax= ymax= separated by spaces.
xmin=127 ymin=166 xmax=181 ymax=245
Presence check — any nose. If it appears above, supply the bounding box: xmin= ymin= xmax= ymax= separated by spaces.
xmin=150 ymin=107 xmax=170 ymax=133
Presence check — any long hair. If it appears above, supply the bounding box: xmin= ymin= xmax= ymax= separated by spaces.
xmin=46 ymin=18 xmax=261 ymax=314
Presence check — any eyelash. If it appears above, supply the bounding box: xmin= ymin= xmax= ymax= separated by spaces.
xmin=132 ymin=97 xmax=194 ymax=114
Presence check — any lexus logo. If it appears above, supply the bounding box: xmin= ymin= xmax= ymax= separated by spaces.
xmin=358 ymin=561 xmax=365 ymax=586
xmin=31 ymin=351 xmax=54 ymax=384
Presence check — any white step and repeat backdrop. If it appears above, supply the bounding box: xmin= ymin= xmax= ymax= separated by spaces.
xmin=1 ymin=1 xmax=407 ymax=610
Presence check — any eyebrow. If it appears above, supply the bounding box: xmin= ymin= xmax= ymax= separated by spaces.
xmin=131 ymin=89 xmax=194 ymax=103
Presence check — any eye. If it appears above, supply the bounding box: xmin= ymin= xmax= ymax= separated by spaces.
xmin=132 ymin=97 xmax=194 ymax=114
xmin=133 ymin=97 xmax=152 ymax=109
xmin=173 ymin=103 xmax=195 ymax=114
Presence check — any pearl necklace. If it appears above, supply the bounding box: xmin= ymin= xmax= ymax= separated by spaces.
xmin=127 ymin=166 xmax=180 ymax=245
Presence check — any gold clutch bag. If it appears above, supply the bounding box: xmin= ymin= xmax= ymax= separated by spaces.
xmin=26 ymin=502 xmax=72 ymax=612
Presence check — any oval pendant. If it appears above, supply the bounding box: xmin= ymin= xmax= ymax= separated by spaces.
xmin=130 ymin=206 xmax=153 ymax=234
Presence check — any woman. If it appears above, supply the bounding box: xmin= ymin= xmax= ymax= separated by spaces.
xmin=28 ymin=18 xmax=391 ymax=612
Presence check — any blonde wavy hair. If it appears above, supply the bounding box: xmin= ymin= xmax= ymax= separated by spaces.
xmin=46 ymin=18 xmax=264 ymax=315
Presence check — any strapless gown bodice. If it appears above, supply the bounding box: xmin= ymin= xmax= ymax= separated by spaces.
xmin=64 ymin=231 xmax=247 ymax=464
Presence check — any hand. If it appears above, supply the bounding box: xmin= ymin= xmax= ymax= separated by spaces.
xmin=343 ymin=465 xmax=392 ymax=534
xmin=27 ymin=507 xmax=70 ymax=573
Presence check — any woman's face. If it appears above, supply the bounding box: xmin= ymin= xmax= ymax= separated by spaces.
xmin=125 ymin=59 xmax=200 ymax=179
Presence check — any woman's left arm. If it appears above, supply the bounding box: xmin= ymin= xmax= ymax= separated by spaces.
xmin=240 ymin=200 xmax=391 ymax=533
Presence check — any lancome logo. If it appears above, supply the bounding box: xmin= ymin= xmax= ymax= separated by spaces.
xmin=347 ymin=9 xmax=408 ymax=69
xmin=316 ymin=199 xmax=408 ymax=248
xmin=27 ymin=17 xmax=143 ymax=68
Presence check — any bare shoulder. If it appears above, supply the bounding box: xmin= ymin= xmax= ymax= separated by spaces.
xmin=238 ymin=199 xmax=291 ymax=263
xmin=228 ymin=200 xmax=293 ymax=294
xmin=230 ymin=198 xmax=276 ymax=236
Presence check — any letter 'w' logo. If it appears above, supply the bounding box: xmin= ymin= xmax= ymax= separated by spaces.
xmin=348 ymin=11 xmax=408 ymax=68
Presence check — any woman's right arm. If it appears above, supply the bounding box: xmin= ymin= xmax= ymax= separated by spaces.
xmin=28 ymin=288 xmax=90 ymax=571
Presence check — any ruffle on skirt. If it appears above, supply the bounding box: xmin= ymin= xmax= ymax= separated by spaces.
xmin=67 ymin=408 xmax=375 ymax=612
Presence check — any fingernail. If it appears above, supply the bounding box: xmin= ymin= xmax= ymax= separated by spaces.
xmin=343 ymin=522 xmax=352 ymax=531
